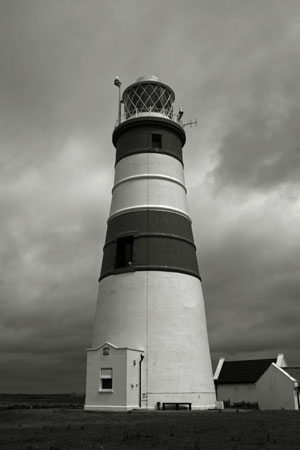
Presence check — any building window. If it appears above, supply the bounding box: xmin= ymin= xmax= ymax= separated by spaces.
xmin=115 ymin=236 xmax=134 ymax=269
xmin=100 ymin=368 xmax=112 ymax=391
xmin=152 ymin=134 xmax=162 ymax=149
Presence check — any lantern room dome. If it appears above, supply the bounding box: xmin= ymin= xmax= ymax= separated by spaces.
xmin=136 ymin=74 xmax=160 ymax=82
xmin=122 ymin=76 xmax=175 ymax=122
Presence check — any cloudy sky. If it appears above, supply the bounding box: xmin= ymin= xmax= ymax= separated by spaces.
xmin=1 ymin=0 xmax=300 ymax=393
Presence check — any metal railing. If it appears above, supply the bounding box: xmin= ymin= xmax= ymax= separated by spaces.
xmin=114 ymin=107 xmax=184 ymax=128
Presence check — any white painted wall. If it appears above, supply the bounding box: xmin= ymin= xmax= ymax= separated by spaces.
xmin=86 ymin=141 xmax=216 ymax=410
xmin=114 ymin=153 xmax=185 ymax=185
xmin=110 ymin=178 xmax=189 ymax=219
xmin=256 ymin=363 xmax=298 ymax=410
xmin=85 ymin=344 xmax=126 ymax=410
xmin=110 ymin=153 xmax=190 ymax=220
xmin=91 ymin=271 xmax=216 ymax=409
xmin=85 ymin=344 xmax=142 ymax=411
xmin=216 ymin=383 xmax=258 ymax=405
xmin=126 ymin=350 xmax=142 ymax=408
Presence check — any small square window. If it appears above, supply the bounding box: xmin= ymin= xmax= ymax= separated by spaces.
xmin=152 ymin=134 xmax=162 ymax=149
xmin=102 ymin=378 xmax=112 ymax=389
xmin=100 ymin=368 xmax=113 ymax=391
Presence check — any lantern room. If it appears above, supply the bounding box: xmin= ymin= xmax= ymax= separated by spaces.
xmin=122 ymin=75 xmax=176 ymax=121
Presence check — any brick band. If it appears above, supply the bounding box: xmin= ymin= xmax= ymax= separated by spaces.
xmin=112 ymin=117 xmax=186 ymax=164
xmin=99 ymin=210 xmax=200 ymax=281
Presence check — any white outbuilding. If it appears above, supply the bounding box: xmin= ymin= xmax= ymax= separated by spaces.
xmin=214 ymin=353 xmax=300 ymax=410
xmin=256 ymin=364 xmax=300 ymax=410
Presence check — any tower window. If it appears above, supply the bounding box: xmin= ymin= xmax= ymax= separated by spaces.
xmin=152 ymin=134 xmax=162 ymax=149
xmin=115 ymin=236 xmax=134 ymax=269
xmin=100 ymin=368 xmax=113 ymax=391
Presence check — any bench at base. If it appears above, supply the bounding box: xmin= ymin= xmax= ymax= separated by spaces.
xmin=157 ymin=402 xmax=192 ymax=411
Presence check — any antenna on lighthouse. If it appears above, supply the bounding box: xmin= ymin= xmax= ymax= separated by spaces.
xmin=183 ymin=118 xmax=197 ymax=128
xmin=114 ymin=76 xmax=122 ymax=125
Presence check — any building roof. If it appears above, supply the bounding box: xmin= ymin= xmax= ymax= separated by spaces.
xmin=284 ymin=367 xmax=300 ymax=382
xmin=215 ymin=358 xmax=276 ymax=384
xmin=136 ymin=74 xmax=160 ymax=82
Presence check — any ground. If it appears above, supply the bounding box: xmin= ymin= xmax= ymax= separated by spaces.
xmin=1 ymin=406 xmax=300 ymax=450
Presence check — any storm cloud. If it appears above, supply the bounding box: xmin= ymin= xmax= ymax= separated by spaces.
xmin=1 ymin=0 xmax=300 ymax=393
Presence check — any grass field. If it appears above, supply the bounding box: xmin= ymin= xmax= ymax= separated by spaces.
xmin=0 ymin=394 xmax=85 ymax=410
xmin=1 ymin=402 xmax=300 ymax=450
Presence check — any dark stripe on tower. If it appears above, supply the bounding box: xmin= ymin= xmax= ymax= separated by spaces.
xmin=99 ymin=210 xmax=201 ymax=281
xmin=112 ymin=117 xmax=186 ymax=164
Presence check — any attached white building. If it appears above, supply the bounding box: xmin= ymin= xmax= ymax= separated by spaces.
xmin=214 ymin=354 xmax=300 ymax=410
xmin=256 ymin=365 xmax=300 ymax=410
xmin=85 ymin=342 xmax=144 ymax=411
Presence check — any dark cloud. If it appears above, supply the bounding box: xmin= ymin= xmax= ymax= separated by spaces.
xmin=1 ymin=0 xmax=300 ymax=392
xmin=212 ymin=106 xmax=300 ymax=192
xmin=192 ymin=191 xmax=300 ymax=367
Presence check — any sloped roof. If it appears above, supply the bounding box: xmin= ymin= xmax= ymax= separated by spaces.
xmin=215 ymin=358 xmax=276 ymax=384
xmin=284 ymin=367 xmax=300 ymax=382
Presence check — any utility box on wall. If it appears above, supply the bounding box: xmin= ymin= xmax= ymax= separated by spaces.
xmin=85 ymin=342 xmax=144 ymax=411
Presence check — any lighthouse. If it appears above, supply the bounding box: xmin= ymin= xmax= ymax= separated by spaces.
xmin=84 ymin=75 xmax=217 ymax=411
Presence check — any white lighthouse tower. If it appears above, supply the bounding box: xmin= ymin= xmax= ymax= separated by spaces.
xmin=84 ymin=75 xmax=217 ymax=411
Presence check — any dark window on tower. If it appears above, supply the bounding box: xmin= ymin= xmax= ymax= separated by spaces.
xmin=152 ymin=134 xmax=162 ymax=149
xmin=115 ymin=236 xmax=134 ymax=269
